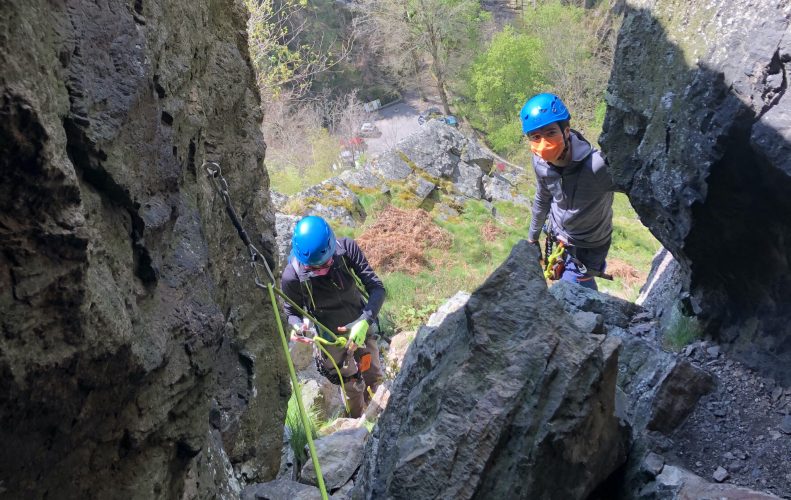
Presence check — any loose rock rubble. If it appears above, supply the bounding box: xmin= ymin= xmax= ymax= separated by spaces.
xmin=665 ymin=341 xmax=791 ymax=498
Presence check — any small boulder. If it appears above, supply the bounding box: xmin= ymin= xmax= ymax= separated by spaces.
xmin=712 ymin=466 xmax=729 ymax=482
xmin=646 ymin=359 xmax=715 ymax=433
xmin=482 ymin=174 xmax=530 ymax=206
xmin=241 ymin=479 xmax=323 ymax=500
xmin=413 ymin=176 xmax=436 ymax=201
xmin=570 ymin=310 xmax=605 ymax=335
xmin=371 ymin=151 xmax=412 ymax=181
xmin=642 ymin=452 xmax=665 ymax=477
xmin=284 ymin=178 xmax=366 ymax=228
xmin=339 ymin=168 xmax=384 ymax=190
xmin=363 ymin=384 xmax=391 ymax=421
xmin=451 ymin=161 xmax=485 ymax=199
xmin=301 ymin=427 xmax=369 ymax=490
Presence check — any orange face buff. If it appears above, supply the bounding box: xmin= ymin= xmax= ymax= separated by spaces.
xmin=529 ymin=134 xmax=567 ymax=163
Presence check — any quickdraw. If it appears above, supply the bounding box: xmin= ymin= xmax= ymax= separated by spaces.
xmin=541 ymin=229 xmax=614 ymax=282
xmin=543 ymin=240 xmax=567 ymax=281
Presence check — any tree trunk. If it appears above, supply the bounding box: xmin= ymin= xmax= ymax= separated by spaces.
xmin=436 ymin=75 xmax=451 ymax=115
xmin=427 ymin=40 xmax=451 ymax=114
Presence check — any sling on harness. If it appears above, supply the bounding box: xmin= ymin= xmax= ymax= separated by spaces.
xmin=542 ymin=231 xmax=614 ymax=281
xmin=204 ymin=161 xmax=333 ymax=500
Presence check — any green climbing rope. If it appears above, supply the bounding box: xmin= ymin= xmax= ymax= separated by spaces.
xmin=204 ymin=162 xmax=333 ymax=500
xmin=268 ymin=284 xmax=329 ymax=500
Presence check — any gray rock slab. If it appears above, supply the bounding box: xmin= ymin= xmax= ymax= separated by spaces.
xmin=550 ymin=280 xmax=643 ymax=329
xmin=371 ymin=151 xmax=412 ymax=181
xmin=602 ymin=0 xmax=791 ymax=385
xmin=338 ymin=168 xmax=384 ymax=190
xmin=482 ymin=174 xmax=530 ymax=206
xmin=451 ymin=161 xmax=485 ymax=199
xmin=353 ymin=241 xmax=628 ymax=499
xmin=242 ymin=479 xmax=323 ymax=500
xmin=301 ymin=427 xmax=369 ymax=490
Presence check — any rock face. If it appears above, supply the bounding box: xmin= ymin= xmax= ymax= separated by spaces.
xmin=549 ymin=281 xmax=714 ymax=436
xmin=353 ymin=242 xmax=628 ymax=499
xmin=601 ymin=0 xmax=791 ymax=383
xmin=0 ymin=1 xmax=285 ymax=498
xmin=350 ymin=121 xmax=528 ymax=206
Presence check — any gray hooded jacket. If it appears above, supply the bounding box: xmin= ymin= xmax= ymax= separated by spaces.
xmin=527 ymin=131 xmax=616 ymax=248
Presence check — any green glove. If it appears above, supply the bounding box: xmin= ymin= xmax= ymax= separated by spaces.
xmin=339 ymin=316 xmax=369 ymax=347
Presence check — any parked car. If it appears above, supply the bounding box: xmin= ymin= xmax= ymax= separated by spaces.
xmin=359 ymin=122 xmax=381 ymax=138
xmin=442 ymin=115 xmax=459 ymax=127
xmin=340 ymin=136 xmax=366 ymax=152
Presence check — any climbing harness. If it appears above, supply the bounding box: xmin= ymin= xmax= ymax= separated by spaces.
xmin=542 ymin=230 xmax=614 ymax=282
xmin=204 ymin=161 xmax=338 ymax=500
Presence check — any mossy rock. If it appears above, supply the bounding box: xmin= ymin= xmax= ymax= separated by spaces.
xmin=283 ymin=178 xmax=367 ymax=227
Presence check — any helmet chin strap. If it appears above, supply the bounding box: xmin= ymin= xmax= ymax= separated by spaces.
xmin=556 ymin=128 xmax=571 ymax=163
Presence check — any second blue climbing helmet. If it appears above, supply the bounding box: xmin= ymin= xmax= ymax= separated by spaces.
xmin=519 ymin=93 xmax=571 ymax=134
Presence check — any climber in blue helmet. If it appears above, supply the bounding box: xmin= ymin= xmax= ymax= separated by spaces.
xmin=281 ymin=215 xmax=386 ymax=417
xmin=520 ymin=93 xmax=618 ymax=290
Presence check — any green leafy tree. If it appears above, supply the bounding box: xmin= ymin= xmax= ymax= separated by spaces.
xmin=469 ymin=26 xmax=545 ymax=120
xmin=365 ymin=0 xmax=486 ymax=114
xmin=459 ymin=0 xmax=617 ymax=156
xmin=245 ymin=0 xmax=351 ymax=99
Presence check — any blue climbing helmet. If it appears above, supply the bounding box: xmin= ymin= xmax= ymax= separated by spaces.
xmin=291 ymin=215 xmax=336 ymax=266
xmin=519 ymin=93 xmax=571 ymax=134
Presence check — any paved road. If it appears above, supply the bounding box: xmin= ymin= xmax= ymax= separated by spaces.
xmin=362 ymin=90 xmax=450 ymax=155
xmin=364 ymin=100 xmax=423 ymax=155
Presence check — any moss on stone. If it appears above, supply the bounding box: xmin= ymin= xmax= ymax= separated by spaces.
xmin=283 ymin=182 xmax=360 ymax=217
xmin=397 ymin=151 xmax=456 ymax=194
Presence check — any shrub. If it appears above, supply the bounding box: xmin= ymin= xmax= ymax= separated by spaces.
xmin=663 ymin=306 xmax=703 ymax=351
xmin=285 ymin=385 xmax=319 ymax=467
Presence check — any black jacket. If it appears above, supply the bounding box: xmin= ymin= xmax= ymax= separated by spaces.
xmin=281 ymin=237 xmax=385 ymax=337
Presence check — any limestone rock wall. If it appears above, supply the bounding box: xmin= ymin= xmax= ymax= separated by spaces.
xmin=353 ymin=242 xmax=629 ymax=500
xmin=0 ymin=0 xmax=286 ymax=497
xmin=601 ymin=0 xmax=791 ymax=383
